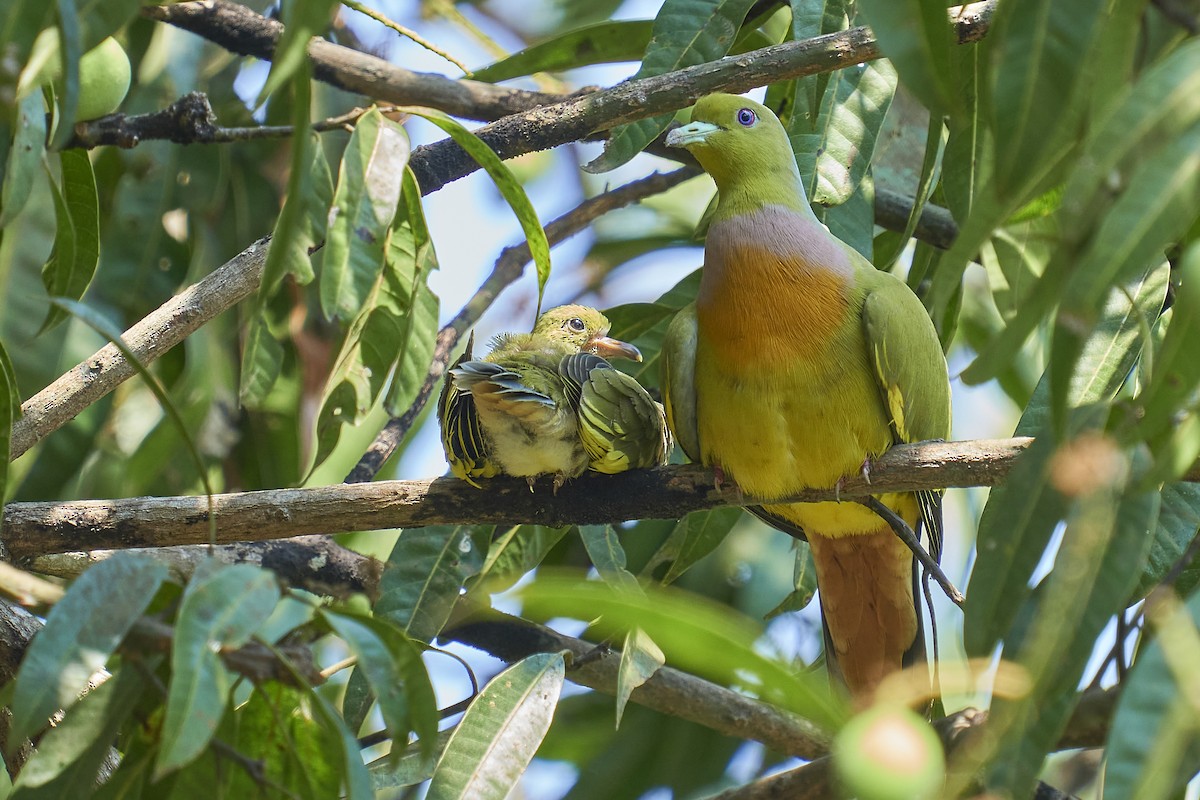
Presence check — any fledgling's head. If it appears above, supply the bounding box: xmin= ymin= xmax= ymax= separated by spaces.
xmin=532 ymin=305 xmax=643 ymax=362
xmin=665 ymin=94 xmax=798 ymax=189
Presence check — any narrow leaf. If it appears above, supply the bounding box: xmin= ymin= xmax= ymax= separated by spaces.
xmin=11 ymin=554 xmax=167 ymax=742
xmin=322 ymin=609 xmax=438 ymax=760
xmin=0 ymin=342 xmax=20 ymax=517
xmin=0 ymin=91 xmax=47 ymax=228
xmin=662 ymin=507 xmax=742 ymax=584
xmin=255 ymin=0 xmax=337 ymax=106
xmin=471 ymin=20 xmax=653 ymax=82
xmin=855 ymin=0 xmax=957 ymax=113
xmin=615 ymin=627 xmax=664 ymax=728
xmin=579 ymin=524 xmax=640 ymax=593
xmin=156 ymin=563 xmax=280 ymax=777
xmin=320 ymin=108 xmax=411 ymax=320
xmin=425 ymin=652 xmax=565 ymax=800
xmin=376 ymin=526 xmax=487 ymax=643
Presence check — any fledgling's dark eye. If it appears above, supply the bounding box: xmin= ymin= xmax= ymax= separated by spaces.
xmin=566 ymin=318 xmax=587 ymax=333
xmin=736 ymin=108 xmax=757 ymax=127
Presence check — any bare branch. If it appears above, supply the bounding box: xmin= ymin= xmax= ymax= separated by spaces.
xmin=4 ymin=438 xmax=1032 ymax=560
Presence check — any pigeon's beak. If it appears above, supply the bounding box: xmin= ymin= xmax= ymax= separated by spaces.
xmin=665 ymin=120 xmax=720 ymax=148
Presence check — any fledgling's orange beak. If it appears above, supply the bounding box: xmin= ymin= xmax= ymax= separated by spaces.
xmin=587 ymin=335 xmax=642 ymax=362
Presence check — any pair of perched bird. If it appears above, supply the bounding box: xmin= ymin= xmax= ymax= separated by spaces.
xmin=438 ymin=94 xmax=951 ymax=700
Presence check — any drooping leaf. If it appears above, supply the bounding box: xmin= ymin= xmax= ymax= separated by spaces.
xmin=320 ymin=107 xmax=410 ymax=320
xmin=376 ymin=525 xmax=488 ymax=643
xmin=404 ymin=106 xmax=550 ymax=316
xmin=579 ymin=524 xmax=640 ymax=593
xmin=1104 ymin=590 xmax=1200 ymax=800
xmin=240 ymin=69 xmax=315 ymax=409
xmin=12 ymin=663 xmax=148 ymax=799
xmin=156 ymin=563 xmax=281 ymax=777
xmin=584 ymin=0 xmax=758 ymax=174
xmin=313 ymin=167 xmax=439 ymax=470
xmin=370 ymin=730 xmax=454 ymax=792
xmin=472 ymin=525 xmax=571 ymax=594
xmin=50 ymin=0 xmax=81 ymax=149
xmin=1132 ymin=483 xmax=1200 ymax=601
xmin=766 ymin=542 xmax=818 ymax=618
xmin=322 ymin=609 xmax=438 ymax=760
xmin=0 ymin=91 xmax=47 ymax=229
xmin=40 ymin=149 xmax=98 ymax=332
xmin=0 ymin=342 xmax=20 ymax=514
xmin=855 ymin=0 xmax=957 ymax=114
xmin=11 ymin=554 xmax=167 ymax=742
xmin=255 ymin=0 xmax=338 ymax=106
xmin=472 ymin=20 xmax=653 ymax=82
xmin=662 ymin=507 xmax=742 ymax=584
xmin=425 ymin=652 xmax=565 ymax=800
xmin=615 ymin=627 xmax=664 ymax=728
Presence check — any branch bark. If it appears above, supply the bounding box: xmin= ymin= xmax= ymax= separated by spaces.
xmin=4 ymin=438 xmax=1031 ymax=560
xmin=141 ymin=0 xmax=569 ymax=122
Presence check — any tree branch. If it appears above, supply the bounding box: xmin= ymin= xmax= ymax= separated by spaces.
xmin=140 ymin=0 xmax=570 ymax=123
xmin=4 ymin=438 xmax=1032 ymax=560
xmin=10 ymin=236 xmax=271 ymax=460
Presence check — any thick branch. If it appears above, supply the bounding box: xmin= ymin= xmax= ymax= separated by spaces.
xmin=407 ymin=1 xmax=995 ymax=195
xmin=4 ymin=438 xmax=1031 ymax=560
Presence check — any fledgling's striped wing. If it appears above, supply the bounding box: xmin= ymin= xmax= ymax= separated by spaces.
xmin=437 ymin=339 xmax=501 ymax=487
xmin=559 ymin=353 xmax=671 ymax=474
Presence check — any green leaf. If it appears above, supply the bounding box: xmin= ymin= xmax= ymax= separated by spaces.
xmin=40 ymin=149 xmax=98 ymax=332
xmin=579 ymin=524 xmax=640 ymax=593
xmin=50 ymin=0 xmax=81 ymax=149
xmin=404 ymin=107 xmax=551 ymax=315
xmin=661 ymin=507 xmax=742 ymax=584
xmin=471 ymin=20 xmax=653 ymax=82
xmin=0 ymin=91 xmax=46 ymax=229
xmin=983 ymin=481 xmax=1158 ymax=797
xmin=1104 ymin=591 xmax=1200 ymax=800
xmin=306 ymin=674 xmax=374 ymax=799
xmin=11 ymin=554 xmax=167 ymax=742
xmin=855 ymin=0 xmax=956 ymax=113
xmin=766 ymin=543 xmax=818 ymax=618
xmin=342 ymin=664 xmax=374 ymax=736
xmin=156 ymin=563 xmax=281 ymax=777
xmin=320 ymin=107 xmax=411 ymax=320
xmin=615 ymin=627 xmax=664 ymax=729
xmin=240 ymin=71 xmax=315 ymax=409
xmin=223 ymin=684 xmax=342 ymax=799
xmin=473 ymin=525 xmax=570 ymax=594
xmin=1132 ymin=483 xmax=1200 ymax=601
xmin=0 ymin=342 xmax=20 ymax=514
xmin=12 ymin=663 xmax=147 ymax=798
xmin=255 ymin=0 xmax=337 ymax=106
xmin=371 ymin=730 xmax=453 ymax=791
xmin=986 ymin=0 xmax=1112 ymax=198
xmin=520 ymin=573 xmax=847 ymax=729
xmin=322 ymin=609 xmax=438 ymax=760
xmin=425 ymin=652 xmax=565 ymax=800
xmin=584 ymin=0 xmax=757 ymax=174
xmin=313 ymin=167 xmax=439 ymax=470
xmin=376 ymin=526 xmax=488 ymax=643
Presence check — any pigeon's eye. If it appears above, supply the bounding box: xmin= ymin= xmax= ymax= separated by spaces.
xmin=566 ymin=318 xmax=587 ymax=333
xmin=736 ymin=107 xmax=757 ymax=127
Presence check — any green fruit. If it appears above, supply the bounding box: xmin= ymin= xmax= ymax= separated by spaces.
xmin=832 ymin=705 xmax=945 ymax=800
xmin=73 ymin=37 xmax=131 ymax=121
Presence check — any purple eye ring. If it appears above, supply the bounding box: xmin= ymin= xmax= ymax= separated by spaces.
xmin=736 ymin=107 xmax=757 ymax=126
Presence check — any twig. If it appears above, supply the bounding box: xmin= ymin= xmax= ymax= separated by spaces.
xmin=6 ymin=438 xmax=1038 ymax=559
xmin=69 ymin=94 xmax=407 ymax=149
xmin=0 ymin=562 xmax=64 ymax=606
xmin=859 ymin=496 xmax=965 ymax=608
xmin=346 ymin=166 xmax=700 ymax=482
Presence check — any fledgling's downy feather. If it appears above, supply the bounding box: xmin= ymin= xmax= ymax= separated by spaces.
xmin=662 ymin=95 xmax=952 ymax=700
